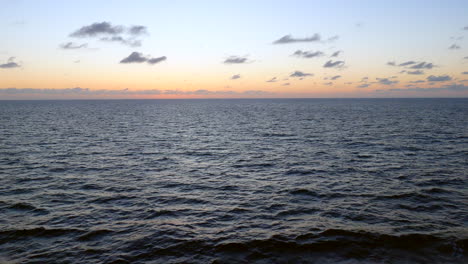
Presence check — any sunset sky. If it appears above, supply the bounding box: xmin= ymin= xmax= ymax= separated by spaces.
xmin=1 ymin=0 xmax=468 ymax=99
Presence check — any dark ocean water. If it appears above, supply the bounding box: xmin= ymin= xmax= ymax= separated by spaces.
xmin=0 ymin=98 xmax=467 ymax=263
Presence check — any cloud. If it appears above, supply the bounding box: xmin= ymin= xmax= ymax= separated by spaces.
xmin=462 ymin=72 xmax=468 ymax=75
xmin=147 ymin=56 xmax=167 ymax=64
xmin=59 ymin=42 xmax=88 ymax=49
xmin=449 ymin=44 xmax=461 ymax=50
xmin=426 ymin=75 xmax=452 ymax=82
xmin=327 ymin=35 xmax=339 ymax=42
xmin=323 ymin=60 xmax=345 ymax=68
xmin=324 ymin=82 xmax=333 ymax=86
xmin=376 ymin=78 xmax=398 ymax=85
xmin=266 ymin=77 xmax=277 ymax=82
xmin=224 ymin=56 xmax=248 ymax=64
xmin=70 ymin=22 xmax=123 ymax=37
xmin=128 ymin=25 xmax=148 ymax=36
xmin=376 ymin=83 xmax=468 ymax=92
xmin=231 ymin=74 xmax=241 ymax=80
xmin=290 ymin=71 xmax=313 ymax=78
xmin=331 ymin=51 xmax=341 ymax=57
xmin=409 ymin=62 xmax=435 ymax=69
xmin=119 ymin=52 xmax=166 ymax=65
xmin=410 ymin=80 xmax=425 ymax=83
xmin=330 ymin=75 xmax=341 ymax=80
xmin=69 ymin=22 xmax=148 ymax=47
xmin=464 ymin=26 xmax=468 ymax=30
xmin=282 ymin=83 xmax=290 ymax=86
xmin=360 ymin=77 xmax=369 ymax=82
xmin=0 ymin=87 xmax=273 ymax=96
xmin=273 ymin=34 xmax=320 ymax=44
xmin=292 ymin=50 xmax=324 ymax=58
xmin=407 ymin=70 xmax=424 ymax=75
xmin=0 ymin=57 xmax=20 ymax=69
xmin=357 ymin=83 xmax=370 ymax=88
xmin=100 ymin=36 xmax=141 ymax=47
xmin=398 ymin=61 xmax=416 ymax=67
xmin=387 ymin=61 xmax=396 ymax=66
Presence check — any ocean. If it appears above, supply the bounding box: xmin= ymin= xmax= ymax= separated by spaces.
xmin=0 ymin=98 xmax=467 ymax=263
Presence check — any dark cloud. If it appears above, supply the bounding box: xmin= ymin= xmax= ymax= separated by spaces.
xmin=409 ymin=62 xmax=435 ymax=69
xmin=324 ymin=82 xmax=333 ymax=86
xmin=282 ymin=83 xmax=290 ymax=86
xmin=0 ymin=87 xmax=273 ymax=96
xmin=410 ymin=80 xmax=425 ymax=83
xmin=330 ymin=75 xmax=341 ymax=80
xmin=387 ymin=61 xmax=396 ymax=66
xmin=376 ymin=83 xmax=468 ymax=92
xmin=266 ymin=77 xmax=277 ymax=83
xmin=462 ymin=72 xmax=468 ymax=75
xmin=224 ymin=56 xmax=248 ymax=64
xmin=399 ymin=61 xmax=416 ymax=67
xmin=100 ymin=36 xmax=141 ymax=47
xmin=449 ymin=44 xmax=461 ymax=50
xmin=427 ymin=75 xmax=452 ymax=82
xmin=59 ymin=42 xmax=88 ymax=49
xmin=377 ymin=78 xmax=398 ymax=85
xmin=128 ymin=25 xmax=148 ymax=36
xmin=464 ymin=26 xmax=468 ymax=30
xmin=231 ymin=74 xmax=241 ymax=80
xmin=331 ymin=51 xmax=341 ymax=57
xmin=464 ymin=56 xmax=468 ymax=59
xmin=290 ymin=71 xmax=313 ymax=78
xmin=360 ymin=77 xmax=369 ymax=82
xmin=292 ymin=50 xmax=324 ymax=58
xmin=273 ymin=34 xmax=320 ymax=44
xmin=407 ymin=70 xmax=424 ymax=75
xmin=147 ymin=56 xmax=167 ymax=64
xmin=323 ymin=60 xmax=345 ymax=68
xmin=120 ymin=52 xmax=166 ymax=65
xmin=70 ymin=22 xmax=123 ymax=37
xmin=0 ymin=57 xmax=20 ymax=69
xmin=357 ymin=83 xmax=370 ymax=88
xmin=69 ymin=22 xmax=148 ymax=47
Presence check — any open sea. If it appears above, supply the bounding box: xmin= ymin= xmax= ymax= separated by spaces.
xmin=0 ymin=98 xmax=467 ymax=263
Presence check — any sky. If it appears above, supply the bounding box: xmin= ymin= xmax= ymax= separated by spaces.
xmin=1 ymin=0 xmax=468 ymax=99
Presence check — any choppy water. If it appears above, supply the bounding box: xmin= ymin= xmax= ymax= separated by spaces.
xmin=0 ymin=98 xmax=467 ymax=263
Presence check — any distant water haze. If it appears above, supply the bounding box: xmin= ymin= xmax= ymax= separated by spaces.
xmin=0 ymin=99 xmax=467 ymax=263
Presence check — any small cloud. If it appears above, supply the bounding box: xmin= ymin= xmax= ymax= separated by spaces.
xmin=427 ymin=75 xmax=452 ymax=82
xmin=330 ymin=75 xmax=341 ymax=80
xmin=282 ymin=83 xmax=290 ymax=86
xmin=100 ymin=36 xmax=141 ymax=47
xmin=409 ymin=62 xmax=435 ymax=69
xmin=387 ymin=61 xmax=396 ymax=66
xmin=376 ymin=78 xmax=398 ymax=85
xmin=323 ymin=60 xmax=345 ymax=68
xmin=231 ymin=74 xmax=241 ymax=80
xmin=462 ymin=72 xmax=468 ymax=75
xmin=324 ymin=82 xmax=333 ymax=86
xmin=463 ymin=26 xmax=468 ymax=30
xmin=74 ymin=60 xmax=80 ymax=63
xmin=119 ymin=52 xmax=166 ymax=65
xmin=360 ymin=77 xmax=369 ymax=82
xmin=407 ymin=70 xmax=424 ymax=75
xmin=266 ymin=77 xmax=277 ymax=83
xmin=331 ymin=51 xmax=341 ymax=57
xmin=224 ymin=56 xmax=248 ymax=64
xmin=410 ymin=80 xmax=425 ymax=83
xmin=357 ymin=83 xmax=370 ymax=88
xmin=273 ymin=34 xmax=320 ymax=44
xmin=292 ymin=50 xmax=324 ymax=58
xmin=398 ymin=61 xmax=416 ymax=67
xmin=59 ymin=42 xmax=88 ymax=50
xmin=449 ymin=44 xmax=461 ymax=50
xmin=376 ymin=83 xmax=468 ymax=92
xmin=147 ymin=56 xmax=167 ymax=64
xmin=128 ymin=25 xmax=148 ymax=36
xmin=327 ymin=35 xmax=339 ymax=42
xmin=465 ymin=56 xmax=468 ymax=59
xmin=0 ymin=57 xmax=20 ymax=69
xmin=70 ymin=22 xmax=123 ymax=37
xmin=290 ymin=71 xmax=313 ymax=78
